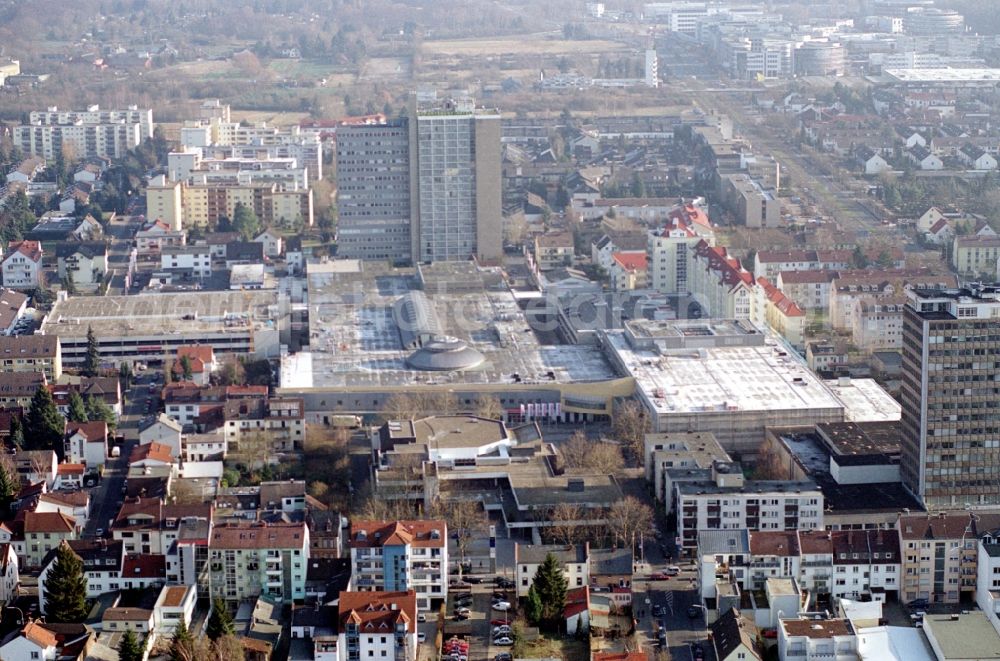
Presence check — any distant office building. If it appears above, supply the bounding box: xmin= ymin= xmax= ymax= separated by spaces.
xmin=409 ymin=96 xmax=502 ymax=264
xmin=901 ymin=286 xmax=1000 ymax=507
xmin=336 ymin=121 xmax=412 ymax=261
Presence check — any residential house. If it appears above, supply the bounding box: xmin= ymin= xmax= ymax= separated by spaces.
xmin=747 ymin=531 xmax=801 ymax=590
xmin=308 ymin=509 xmax=343 ymax=560
xmin=129 ymin=441 xmax=176 ymax=468
xmin=0 ymin=335 xmax=61 ymax=380
xmin=778 ymin=618 xmax=857 ymax=661
xmin=793 ymin=531 xmax=833 ymax=596
xmin=136 ymin=219 xmax=186 ymax=256
xmin=0 ymin=288 xmax=28 ymax=335
xmin=589 ymin=547 xmax=634 ymax=608
xmin=160 ymin=245 xmax=211 ymax=281
xmin=0 ymin=372 xmax=47 ymax=410
xmin=63 ymin=421 xmax=108 ymax=468
xmin=138 ymin=414 xmax=183 ymax=455
xmin=14 ymin=449 xmax=57 ymax=487
xmin=776 ymin=270 xmax=837 ymax=314
xmin=348 ymin=519 xmax=448 ymax=612
xmin=897 ymin=512 xmax=1000 ymax=605
xmin=23 ymin=511 xmax=77 ymax=567
xmin=5 ymin=157 xmax=45 ymax=184
xmin=285 ymin=236 xmax=304 ymax=275
xmin=830 ymin=529 xmax=900 ymax=602
xmin=55 ymin=242 xmax=108 ymax=290
xmin=689 ymin=241 xmax=754 ymax=320
xmin=755 ymin=277 xmax=806 ymax=349
xmin=850 ymin=297 xmax=906 ymax=352
xmin=564 ymin=586 xmax=611 ymax=635
xmin=591 ymin=233 xmax=646 ymax=272
xmin=923 ymin=217 xmax=954 ymax=245
xmin=171 ymin=345 xmax=217 ymax=386
xmin=609 ymin=252 xmax=647 ymax=291
xmin=225 ymin=241 xmax=265 ymax=268
xmin=533 ymin=232 xmax=575 ymax=271
xmin=916 ymin=206 xmax=947 ymax=234
xmin=0 ymin=543 xmax=18 ymax=604
xmin=907 ymin=146 xmax=943 ymax=170
xmin=112 ymin=497 xmax=213 ymax=555
xmin=152 ymin=584 xmax=197 ymax=634
xmin=952 ymin=234 xmax=1000 ymax=278
xmin=54 ymin=463 xmax=85 ymax=490
xmin=38 ymin=539 xmax=124 ymax=613
xmin=50 ymin=376 xmax=122 ymax=420
xmin=515 ymin=543 xmax=590 ymax=598
xmin=856 ymin=147 xmax=891 ymax=175
xmin=0 ymin=621 xmax=90 ymax=661
xmin=208 ymin=522 xmax=310 ymax=605
xmin=36 ymin=491 xmax=90 ymax=524
xmin=336 ymin=591 xmax=418 ymax=661
xmin=960 ymin=143 xmax=998 ymax=170
xmin=711 ymin=608 xmax=762 ymax=661
xmin=120 ymin=553 xmax=168 ymax=591
xmin=1 ymin=241 xmax=43 ymax=289
xmin=254 ymin=228 xmax=283 ymax=258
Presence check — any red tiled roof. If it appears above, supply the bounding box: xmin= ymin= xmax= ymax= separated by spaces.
xmin=612 ymin=252 xmax=647 ymax=272
xmin=758 ymin=277 xmax=805 ymax=317
xmin=210 ymin=522 xmax=308 ymax=550
xmin=338 ymin=590 xmax=417 ymax=635
xmin=24 ymin=511 xmax=75 ymax=534
xmin=64 ymin=421 xmax=108 ymax=443
xmin=22 ymin=621 xmax=58 ymax=649
xmin=6 ymin=240 xmax=42 ymax=263
xmin=57 ymin=463 xmax=85 ymax=475
xmin=563 ymin=586 xmax=590 ymax=619
xmin=668 ymin=203 xmax=712 ymax=229
xmin=122 ymin=553 xmax=167 ymax=578
xmin=349 ymin=520 xmax=447 ymax=549
xmin=129 ymin=441 xmax=174 ymax=465
xmin=696 ymin=241 xmax=753 ymax=289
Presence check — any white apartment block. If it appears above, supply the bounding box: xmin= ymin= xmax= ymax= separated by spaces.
xmin=336 ymin=591 xmax=418 ymax=661
xmin=348 ymin=520 xmax=448 ymax=612
xmin=675 ymin=462 xmax=822 ymax=554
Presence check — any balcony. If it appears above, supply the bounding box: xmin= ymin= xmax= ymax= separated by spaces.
xmin=266 ymin=579 xmax=283 ymax=588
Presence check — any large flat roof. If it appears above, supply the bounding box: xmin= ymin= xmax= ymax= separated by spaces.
xmin=605 ymin=329 xmax=844 ymax=415
xmin=923 ymin=612 xmax=1000 ymax=660
xmin=884 ymin=67 xmax=1000 ymax=83
xmin=40 ymin=290 xmax=285 ymax=339
xmin=305 ymin=262 xmax=616 ymax=388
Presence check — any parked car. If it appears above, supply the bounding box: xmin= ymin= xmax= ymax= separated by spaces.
xmin=691 ymin=642 xmax=705 ymax=660
xmin=494 ymin=577 xmax=515 ymax=589
xmin=454 ymin=607 xmax=471 ymax=616
xmin=687 ymin=605 xmax=703 ymax=618
xmin=492 ymin=601 xmax=512 ymax=611
xmin=494 ymin=654 xmax=513 ymax=661
xmin=450 ymin=580 xmax=471 ymax=588
xmin=665 ymin=565 xmax=681 ymax=575
xmin=649 ymin=572 xmax=669 ymax=581
xmin=465 ymin=576 xmax=484 ymax=584
xmin=491 ymin=618 xmax=511 ymax=627
xmin=452 ymin=613 xmax=469 ymax=621
xmin=908 ymin=598 xmax=929 ymax=609
xmin=493 ymin=626 xmax=512 ymax=636
xmin=493 ymin=636 xmax=514 ymax=646
xmin=417 ymin=633 xmax=426 ymax=643
xmin=417 ymin=613 xmax=427 ymax=623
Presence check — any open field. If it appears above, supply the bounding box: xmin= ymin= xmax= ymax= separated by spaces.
xmin=422 ymin=36 xmax=629 ymax=56
xmin=230 ymin=110 xmax=313 ymax=126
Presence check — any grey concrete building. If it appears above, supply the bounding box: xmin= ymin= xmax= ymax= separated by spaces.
xmin=409 ymin=97 xmax=502 ymax=264
xmin=901 ymin=286 xmax=1000 ymax=508
xmin=335 ymin=120 xmax=412 ymax=261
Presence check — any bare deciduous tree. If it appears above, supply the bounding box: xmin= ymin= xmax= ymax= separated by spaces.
xmin=562 ymin=431 xmax=624 ymax=473
xmin=432 ymin=499 xmax=487 ymax=576
xmin=611 ymin=400 xmax=650 ymax=464
xmin=549 ymin=502 xmax=583 ymax=546
xmin=473 ymin=394 xmax=504 ymax=420
xmin=607 ymin=496 xmax=654 ymax=552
